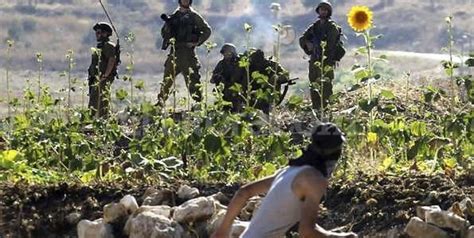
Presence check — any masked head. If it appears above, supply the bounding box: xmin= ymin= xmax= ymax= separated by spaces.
xmin=179 ymin=0 xmax=192 ymax=8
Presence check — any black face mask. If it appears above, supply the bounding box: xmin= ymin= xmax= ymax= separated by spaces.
xmin=288 ymin=145 xmax=342 ymax=177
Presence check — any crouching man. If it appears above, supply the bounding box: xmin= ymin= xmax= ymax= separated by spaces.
xmin=212 ymin=123 xmax=357 ymax=238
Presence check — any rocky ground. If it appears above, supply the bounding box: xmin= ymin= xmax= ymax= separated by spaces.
xmin=0 ymin=173 xmax=472 ymax=237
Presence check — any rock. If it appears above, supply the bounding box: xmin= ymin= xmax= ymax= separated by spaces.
xmin=231 ymin=220 xmax=249 ymax=238
xmin=142 ymin=189 xmax=175 ymax=206
xmin=120 ymin=195 xmax=139 ymax=214
xmin=426 ymin=210 xmax=470 ymax=231
xmin=405 ymin=217 xmax=450 ymax=238
xmin=173 ymin=197 xmax=215 ymax=223
xmin=66 ymin=212 xmax=81 ymax=225
xmin=209 ymin=192 xmax=229 ymax=205
xmin=207 ymin=209 xmax=227 ymax=235
xmin=465 ymin=225 xmax=474 ymax=238
xmin=128 ymin=211 xmax=184 ymax=238
xmin=103 ymin=202 xmax=128 ymax=223
xmin=124 ymin=205 xmax=173 ymax=235
xmin=239 ymin=196 xmax=262 ymax=221
xmin=416 ymin=205 xmax=441 ymax=220
xmin=177 ymin=185 xmax=200 ymax=200
xmin=77 ymin=219 xmax=114 ymax=238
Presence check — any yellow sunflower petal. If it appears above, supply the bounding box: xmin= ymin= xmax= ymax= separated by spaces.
xmin=347 ymin=5 xmax=373 ymax=32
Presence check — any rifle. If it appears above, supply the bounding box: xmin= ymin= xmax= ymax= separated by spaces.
xmin=99 ymin=0 xmax=121 ymax=65
xmin=277 ymin=77 xmax=299 ymax=105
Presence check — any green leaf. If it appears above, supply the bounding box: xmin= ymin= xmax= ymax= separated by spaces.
xmin=443 ymin=158 xmax=457 ymax=169
xmin=382 ymin=157 xmax=393 ymax=170
xmin=358 ymin=97 xmax=379 ymax=112
xmin=116 ymin=89 xmax=128 ymax=101
xmin=380 ymin=90 xmax=395 ymax=99
xmin=160 ymin=156 xmax=183 ymax=169
xmin=367 ymin=132 xmax=378 ymax=144
xmin=135 ymin=80 xmax=145 ymax=90
xmin=353 ymin=68 xmax=370 ymax=81
xmin=204 ymin=132 xmax=223 ymax=154
xmin=0 ymin=150 xmax=20 ymax=169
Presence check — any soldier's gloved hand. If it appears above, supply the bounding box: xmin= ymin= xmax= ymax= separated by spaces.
xmin=186 ymin=42 xmax=198 ymax=48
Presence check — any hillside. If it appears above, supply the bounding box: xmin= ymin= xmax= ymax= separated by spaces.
xmin=0 ymin=0 xmax=472 ymax=75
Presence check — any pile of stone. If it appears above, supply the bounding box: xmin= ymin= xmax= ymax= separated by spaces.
xmin=405 ymin=198 xmax=474 ymax=238
xmin=76 ymin=185 xmax=261 ymax=238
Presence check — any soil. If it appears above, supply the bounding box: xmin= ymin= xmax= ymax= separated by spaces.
xmin=0 ymin=173 xmax=472 ymax=238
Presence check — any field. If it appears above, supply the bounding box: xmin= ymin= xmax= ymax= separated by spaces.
xmin=0 ymin=0 xmax=473 ymax=237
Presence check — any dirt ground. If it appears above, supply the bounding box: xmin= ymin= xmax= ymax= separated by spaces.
xmin=0 ymin=173 xmax=472 ymax=238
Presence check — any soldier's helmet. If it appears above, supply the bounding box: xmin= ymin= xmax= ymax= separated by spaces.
xmin=93 ymin=22 xmax=113 ymax=35
xmin=315 ymin=1 xmax=333 ymax=17
xmin=220 ymin=43 xmax=237 ymax=55
xmin=179 ymin=0 xmax=193 ymax=5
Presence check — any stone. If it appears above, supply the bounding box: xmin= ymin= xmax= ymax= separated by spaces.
xmin=66 ymin=212 xmax=81 ymax=225
xmin=416 ymin=205 xmax=441 ymax=220
xmin=209 ymin=192 xmax=229 ymax=205
xmin=207 ymin=209 xmax=227 ymax=235
xmin=177 ymin=185 xmax=200 ymax=200
xmin=120 ymin=195 xmax=139 ymax=214
xmin=465 ymin=225 xmax=474 ymax=238
xmin=231 ymin=220 xmax=249 ymax=238
xmin=124 ymin=205 xmax=173 ymax=236
xmin=239 ymin=196 xmax=262 ymax=221
xmin=128 ymin=211 xmax=184 ymax=238
xmin=426 ymin=210 xmax=470 ymax=231
xmin=173 ymin=197 xmax=215 ymax=223
xmin=77 ymin=218 xmax=114 ymax=238
xmin=142 ymin=189 xmax=175 ymax=206
xmin=103 ymin=202 xmax=128 ymax=223
xmin=405 ymin=217 xmax=449 ymax=238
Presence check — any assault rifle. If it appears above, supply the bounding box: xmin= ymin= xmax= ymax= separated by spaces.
xmin=160 ymin=14 xmax=177 ymax=50
xmin=99 ymin=0 xmax=121 ymax=66
xmin=277 ymin=77 xmax=300 ymax=105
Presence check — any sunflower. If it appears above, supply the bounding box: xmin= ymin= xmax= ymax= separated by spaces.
xmin=347 ymin=6 xmax=373 ymax=32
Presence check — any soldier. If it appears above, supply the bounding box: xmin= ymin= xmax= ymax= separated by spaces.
xmin=156 ymin=0 xmax=212 ymax=108
xmin=210 ymin=43 xmax=244 ymax=112
xmin=246 ymin=49 xmax=289 ymax=114
xmin=88 ymin=22 xmax=118 ymax=118
xmin=299 ymin=1 xmax=341 ymax=110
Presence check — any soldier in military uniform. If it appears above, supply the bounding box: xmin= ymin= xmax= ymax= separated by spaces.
xmin=299 ymin=1 xmax=340 ymax=110
xmin=156 ymin=0 xmax=212 ymax=108
xmin=246 ymin=49 xmax=289 ymax=114
xmin=210 ymin=43 xmax=245 ymax=112
xmin=88 ymin=22 xmax=118 ymax=118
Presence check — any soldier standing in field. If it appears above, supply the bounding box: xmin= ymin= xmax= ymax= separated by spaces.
xmin=156 ymin=0 xmax=212 ymax=109
xmin=88 ymin=22 xmax=118 ymax=118
xmin=210 ymin=43 xmax=245 ymax=112
xmin=299 ymin=1 xmax=341 ymax=110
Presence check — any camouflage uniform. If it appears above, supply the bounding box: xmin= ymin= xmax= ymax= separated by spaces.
xmin=299 ymin=1 xmax=340 ymax=110
xmin=211 ymin=55 xmax=245 ymax=112
xmin=246 ymin=49 xmax=289 ymax=114
xmin=88 ymin=39 xmax=117 ymax=118
xmin=157 ymin=7 xmax=212 ymax=107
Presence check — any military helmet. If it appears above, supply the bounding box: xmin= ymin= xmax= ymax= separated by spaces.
xmin=220 ymin=43 xmax=237 ymax=55
xmin=178 ymin=0 xmax=193 ymax=5
xmin=315 ymin=1 xmax=333 ymax=17
xmin=93 ymin=22 xmax=113 ymax=34
xmin=310 ymin=122 xmax=345 ymax=155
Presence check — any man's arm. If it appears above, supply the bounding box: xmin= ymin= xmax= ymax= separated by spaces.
xmin=299 ymin=24 xmax=315 ymax=55
xmin=101 ymin=44 xmax=117 ymax=79
xmin=194 ymin=12 xmax=212 ymax=46
xmin=293 ymin=168 xmax=328 ymax=238
xmin=211 ymin=176 xmax=275 ymax=238
xmin=326 ymin=22 xmax=340 ymax=63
